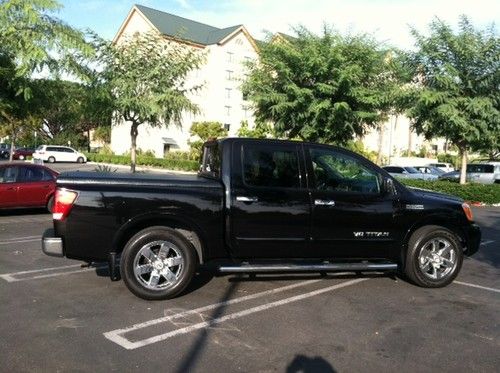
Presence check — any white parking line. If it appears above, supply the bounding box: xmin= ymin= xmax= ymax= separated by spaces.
xmin=480 ymin=240 xmax=495 ymax=246
xmin=454 ymin=281 xmax=500 ymax=294
xmin=0 ymin=263 xmax=106 ymax=282
xmin=104 ymin=277 xmax=367 ymax=350
xmin=0 ymin=235 xmax=41 ymax=245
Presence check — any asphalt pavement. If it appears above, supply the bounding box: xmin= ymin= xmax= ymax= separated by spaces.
xmin=0 ymin=205 xmax=499 ymax=372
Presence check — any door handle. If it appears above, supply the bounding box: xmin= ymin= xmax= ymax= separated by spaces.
xmin=314 ymin=199 xmax=335 ymax=206
xmin=236 ymin=196 xmax=258 ymax=203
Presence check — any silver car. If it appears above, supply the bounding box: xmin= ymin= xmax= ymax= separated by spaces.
xmin=382 ymin=166 xmax=439 ymax=181
xmin=439 ymin=162 xmax=500 ymax=184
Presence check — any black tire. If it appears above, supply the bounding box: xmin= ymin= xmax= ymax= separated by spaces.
xmin=46 ymin=195 xmax=54 ymax=213
xmin=48 ymin=156 xmax=56 ymax=163
xmin=120 ymin=226 xmax=197 ymax=300
xmin=405 ymin=225 xmax=463 ymax=288
xmin=77 ymin=156 xmax=84 ymax=163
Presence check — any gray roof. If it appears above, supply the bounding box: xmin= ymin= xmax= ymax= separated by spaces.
xmin=136 ymin=4 xmax=243 ymax=45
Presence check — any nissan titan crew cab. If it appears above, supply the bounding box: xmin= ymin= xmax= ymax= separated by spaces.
xmin=42 ymin=138 xmax=481 ymax=300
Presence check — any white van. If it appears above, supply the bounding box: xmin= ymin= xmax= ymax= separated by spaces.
xmin=33 ymin=145 xmax=87 ymax=163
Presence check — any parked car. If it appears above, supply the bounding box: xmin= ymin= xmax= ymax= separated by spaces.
xmin=42 ymin=138 xmax=480 ymax=300
xmin=0 ymin=163 xmax=58 ymax=211
xmin=33 ymin=145 xmax=87 ymax=163
xmin=382 ymin=166 xmax=438 ymax=181
xmin=13 ymin=147 xmax=35 ymax=160
xmin=414 ymin=165 xmax=446 ymax=176
xmin=0 ymin=143 xmax=10 ymax=159
xmin=439 ymin=162 xmax=500 ymax=184
xmin=427 ymin=163 xmax=455 ymax=173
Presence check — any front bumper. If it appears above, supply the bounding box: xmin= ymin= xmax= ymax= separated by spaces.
xmin=464 ymin=223 xmax=481 ymax=256
xmin=42 ymin=228 xmax=64 ymax=257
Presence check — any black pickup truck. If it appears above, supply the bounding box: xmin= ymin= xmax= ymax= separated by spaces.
xmin=42 ymin=138 xmax=481 ymax=300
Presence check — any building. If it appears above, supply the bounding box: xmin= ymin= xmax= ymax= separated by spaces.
xmin=110 ymin=4 xmax=258 ymax=158
xmin=111 ymin=4 xmax=447 ymax=163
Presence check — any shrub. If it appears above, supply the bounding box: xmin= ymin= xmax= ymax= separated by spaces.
xmin=398 ymin=178 xmax=500 ymax=204
xmin=85 ymin=153 xmax=199 ymax=172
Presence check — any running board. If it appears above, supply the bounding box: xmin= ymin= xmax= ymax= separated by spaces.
xmin=218 ymin=262 xmax=398 ymax=273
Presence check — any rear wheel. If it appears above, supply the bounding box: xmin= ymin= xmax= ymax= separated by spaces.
xmin=48 ymin=156 xmax=55 ymax=163
xmin=405 ymin=225 xmax=463 ymax=288
xmin=120 ymin=226 xmax=196 ymax=300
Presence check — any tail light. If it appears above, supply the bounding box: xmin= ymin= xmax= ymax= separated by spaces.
xmin=53 ymin=189 xmax=78 ymax=221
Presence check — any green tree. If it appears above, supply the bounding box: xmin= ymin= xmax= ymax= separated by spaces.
xmin=188 ymin=121 xmax=227 ymax=159
xmin=97 ymin=31 xmax=204 ymax=172
xmin=407 ymin=16 xmax=499 ymax=184
xmin=237 ymin=120 xmax=274 ymax=138
xmin=242 ymin=26 xmax=392 ymax=145
xmin=0 ymin=0 xmax=93 ymax=156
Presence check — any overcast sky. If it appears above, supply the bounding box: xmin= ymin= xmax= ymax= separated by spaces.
xmin=59 ymin=0 xmax=499 ymax=48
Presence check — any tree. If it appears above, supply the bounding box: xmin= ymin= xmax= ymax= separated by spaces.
xmin=407 ymin=16 xmax=499 ymax=184
xmin=97 ymin=31 xmax=204 ymax=172
xmin=237 ymin=120 xmax=274 ymax=138
xmin=188 ymin=121 xmax=227 ymax=159
xmin=242 ymin=26 xmax=392 ymax=145
xmin=0 ymin=0 xmax=93 ymax=156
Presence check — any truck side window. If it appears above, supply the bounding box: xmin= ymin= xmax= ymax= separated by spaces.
xmin=309 ymin=148 xmax=381 ymax=194
xmin=243 ymin=145 xmax=300 ymax=188
xmin=201 ymin=144 xmax=221 ymax=178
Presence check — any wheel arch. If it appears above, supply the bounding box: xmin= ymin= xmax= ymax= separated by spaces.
xmin=112 ymin=214 xmax=206 ymax=264
xmin=400 ymin=213 xmax=467 ymax=269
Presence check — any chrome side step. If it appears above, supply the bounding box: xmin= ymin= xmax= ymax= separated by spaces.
xmin=218 ymin=262 xmax=398 ymax=273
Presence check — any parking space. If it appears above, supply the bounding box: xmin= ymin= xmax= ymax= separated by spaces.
xmin=0 ymin=207 xmax=499 ymax=372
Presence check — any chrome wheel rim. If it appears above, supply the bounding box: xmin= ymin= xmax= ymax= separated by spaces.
xmin=133 ymin=240 xmax=184 ymax=291
xmin=418 ymin=237 xmax=457 ymax=280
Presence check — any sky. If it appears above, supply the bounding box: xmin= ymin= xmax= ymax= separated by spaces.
xmin=58 ymin=0 xmax=499 ymax=48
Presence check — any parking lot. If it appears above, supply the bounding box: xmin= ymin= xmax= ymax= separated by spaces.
xmin=0 ymin=202 xmax=499 ymax=371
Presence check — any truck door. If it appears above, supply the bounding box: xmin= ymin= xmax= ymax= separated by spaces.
xmin=230 ymin=141 xmax=310 ymax=258
xmin=306 ymin=145 xmax=399 ymax=260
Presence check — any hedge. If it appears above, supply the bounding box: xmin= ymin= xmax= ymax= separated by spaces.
xmin=398 ymin=178 xmax=500 ymax=205
xmin=85 ymin=153 xmax=199 ymax=172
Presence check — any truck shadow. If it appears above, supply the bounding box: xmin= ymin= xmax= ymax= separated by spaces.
xmin=287 ymin=355 xmax=337 ymax=373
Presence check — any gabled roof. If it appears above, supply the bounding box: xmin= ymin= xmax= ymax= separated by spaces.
xmin=135 ymin=4 xmax=243 ymax=46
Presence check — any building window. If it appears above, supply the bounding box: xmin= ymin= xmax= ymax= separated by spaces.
xmin=227 ymin=51 xmax=234 ymax=63
xmin=224 ymin=105 xmax=231 ymax=116
xmin=224 ymin=123 xmax=231 ymax=131
xmin=225 ymin=88 xmax=232 ymax=99
xmin=242 ymin=105 xmax=249 ymax=118
xmin=226 ymin=70 xmax=233 ymax=80
xmin=242 ymin=91 xmax=248 ymax=101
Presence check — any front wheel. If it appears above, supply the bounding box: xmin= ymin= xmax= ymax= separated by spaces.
xmin=405 ymin=226 xmax=463 ymax=288
xmin=120 ymin=226 xmax=197 ymax=300
xmin=77 ymin=156 xmax=84 ymax=163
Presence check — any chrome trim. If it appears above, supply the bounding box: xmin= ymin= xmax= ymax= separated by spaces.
xmin=236 ymin=196 xmax=258 ymax=203
xmin=218 ymin=262 xmax=397 ymax=273
xmin=314 ymin=199 xmax=335 ymax=206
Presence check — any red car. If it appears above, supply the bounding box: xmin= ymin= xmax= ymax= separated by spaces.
xmin=0 ymin=163 xmax=58 ymax=211
xmin=13 ymin=147 xmax=35 ymax=160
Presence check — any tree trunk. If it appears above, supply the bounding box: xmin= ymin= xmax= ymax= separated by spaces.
xmin=130 ymin=123 xmax=138 ymax=173
xmin=376 ymin=123 xmax=385 ymax=165
xmin=87 ymin=129 xmax=91 ymax=153
xmin=9 ymin=123 xmax=15 ymax=162
xmin=407 ymin=126 xmax=412 ymax=156
xmin=459 ymin=147 xmax=467 ymax=185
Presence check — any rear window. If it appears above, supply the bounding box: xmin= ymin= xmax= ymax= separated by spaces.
xmin=200 ymin=143 xmax=220 ymax=178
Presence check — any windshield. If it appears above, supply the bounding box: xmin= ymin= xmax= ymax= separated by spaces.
xmin=404 ymin=167 xmax=420 ymax=174
xmin=467 ymin=164 xmax=494 ymax=173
